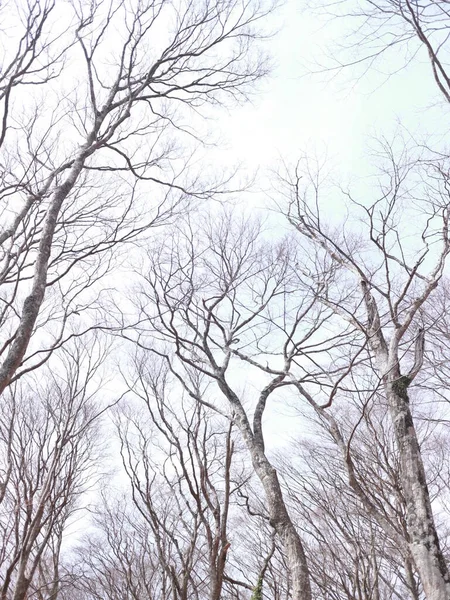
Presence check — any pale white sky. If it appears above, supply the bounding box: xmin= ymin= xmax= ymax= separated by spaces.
xmin=221 ymin=2 xmax=450 ymax=181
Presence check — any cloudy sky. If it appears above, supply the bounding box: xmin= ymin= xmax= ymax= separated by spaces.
xmin=221 ymin=1 xmax=450 ymax=184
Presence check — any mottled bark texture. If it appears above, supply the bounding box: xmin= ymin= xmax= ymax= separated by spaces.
xmin=218 ymin=377 xmax=312 ymax=600
xmin=362 ymin=283 xmax=450 ymax=600
xmin=0 ymin=150 xmax=88 ymax=396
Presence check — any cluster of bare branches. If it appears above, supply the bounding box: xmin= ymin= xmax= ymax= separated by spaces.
xmin=0 ymin=0 xmax=273 ymax=394
xmin=306 ymin=0 xmax=450 ymax=98
xmin=113 ymin=132 xmax=450 ymax=598
xmin=0 ymin=338 xmax=107 ymax=600
xmin=4 ymin=1 xmax=450 ymax=600
xmin=0 ymin=0 xmax=274 ymax=597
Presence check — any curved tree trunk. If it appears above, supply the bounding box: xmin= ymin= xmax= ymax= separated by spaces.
xmin=217 ymin=377 xmax=312 ymax=600
xmin=256 ymin=461 xmax=311 ymax=600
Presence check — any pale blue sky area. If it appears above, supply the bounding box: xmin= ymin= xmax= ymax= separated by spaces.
xmin=222 ymin=1 xmax=450 ymax=181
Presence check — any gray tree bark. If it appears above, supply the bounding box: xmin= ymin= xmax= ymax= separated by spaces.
xmin=362 ymin=283 xmax=450 ymax=600
xmin=0 ymin=145 xmax=90 ymax=396
xmin=217 ymin=376 xmax=312 ymax=600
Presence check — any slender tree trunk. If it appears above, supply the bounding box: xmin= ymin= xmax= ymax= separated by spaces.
xmin=0 ymin=147 xmax=89 ymax=396
xmin=220 ymin=377 xmax=311 ymax=600
xmin=256 ymin=462 xmax=311 ymax=600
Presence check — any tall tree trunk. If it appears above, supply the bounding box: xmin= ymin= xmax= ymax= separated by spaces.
xmin=0 ymin=145 xmax=90 ymax=395
xmin=256 ymin=461 xmax=311 ymax=600
xmin=361 ymin=281 xmax=450 ymax=600
xmin=218 ymin=378 xmax=312 ymax=600
xmin=385 ymin=372 xmax=450 ymax=600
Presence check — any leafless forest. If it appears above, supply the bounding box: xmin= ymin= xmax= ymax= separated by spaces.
xmin=3 ymin=1 xmax=450 ymax=599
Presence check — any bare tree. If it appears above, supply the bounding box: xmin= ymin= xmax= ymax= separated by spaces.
xmin=64 ymin=361 xmax=268 ymax=600
xmin=0 ymin=338 xmax=106 ymax=600
xmin=0 ymin=0 xmax=273 ymax=395
xmin=0 ymin=1 xmax=64 ymax=151
xmin=306 ymin=0 xmax=450 ymax=102
xmin=277 ymin=141 xmax=450 ymax=600
xmin=67 ymin=499 xmax=169 ymax=600
xmin=280 ymin=402 xmax=429 ymax=600
xmin=118 ymin=357 xmax=253 ymax=600
xmin=29 ymin=520 xmax=68 ymax=600
xmin=121 ymin=211 xmax=342 ymax=600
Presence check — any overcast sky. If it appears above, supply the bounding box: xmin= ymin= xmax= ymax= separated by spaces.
xmin=219 ymin=2 xmax=450 ymax=185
